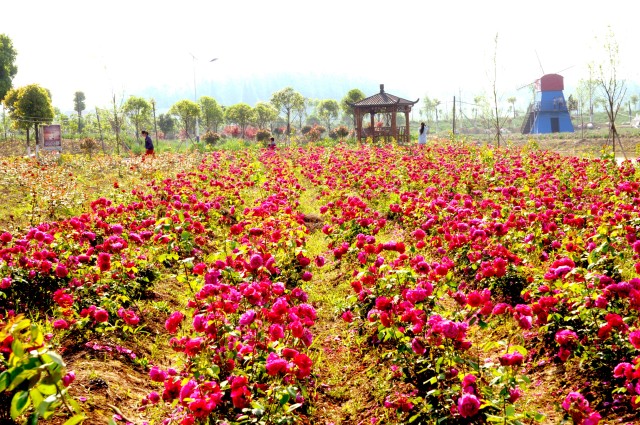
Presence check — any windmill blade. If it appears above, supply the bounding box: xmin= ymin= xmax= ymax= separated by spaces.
xmin=535 ymin=50 xmax=545 ymax=75
xmin=517 ymin=80 xmax=537 ymax=91
xmin=552 ymin=65 xmax=575 ymax=75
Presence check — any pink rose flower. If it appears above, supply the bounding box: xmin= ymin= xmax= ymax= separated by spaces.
xmin=457 ymin=393 xmax=480 ymax=418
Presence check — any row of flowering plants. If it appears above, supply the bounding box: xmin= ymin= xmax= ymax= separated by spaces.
xmin=139 ymin=151 xmax=320 ymax=424
xmin=0 ymin=150 xmax=320 ymax=423
xmin=300 ymin=144 xmax=639 ymax=423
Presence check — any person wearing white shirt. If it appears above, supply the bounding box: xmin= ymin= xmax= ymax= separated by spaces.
xmin=418 ymin=122 xmax=428 ymax=145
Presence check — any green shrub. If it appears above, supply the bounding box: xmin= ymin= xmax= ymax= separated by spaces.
xmin=256 ymin=129 xmax=271 ymax=142
xmin=202 ymin=131 xmax=221 ymax=145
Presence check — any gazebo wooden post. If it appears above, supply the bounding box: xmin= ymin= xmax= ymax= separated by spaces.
xmin=356 ymin=109 xmax=362 ymax=141
xmin=391 ymin=110 xmax=397 ymax=143
xmin=405 ymin=108 xmax=410 ymax=144
xmin=370 ymin=110 xmax=375 ymax=143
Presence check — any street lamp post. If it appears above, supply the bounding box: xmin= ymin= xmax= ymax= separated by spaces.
xmin=190 ymin=54 xmax=218 ymax=142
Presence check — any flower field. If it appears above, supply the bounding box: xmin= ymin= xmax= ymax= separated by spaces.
xmin=1 ymin=142 xmax=639 ymax=425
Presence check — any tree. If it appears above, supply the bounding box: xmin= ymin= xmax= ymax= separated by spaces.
xmin=169 ymin=100 xmax=200 ymax=140
xmin=271 ymin=87 xmax=304 ymax=135
xmin=73 ymin=91 xmax=86 ymax=133
xmin=433 ymin=99 xmax=441 ymax=132
xmin=473 ymin=95 xmax=484 ymax=125
xmin=199 ymin=96 xmax=224 ymax=132
xmin=422 ymin=96 xmax=436 ymax=123
xmin=489 ymin=33 xmax=508 ymax=146
xmin=157 ymin=113 xmax=176 ymax=139
xmin=567 ymin=95 xmax=578 ymax=115
xmin=253 ymin=102 xmax=278 ymax=130
xmin=224 ymin=103 xmax=254 ymax=138
xmin=317 ymin=99 xmax=340 ymax=131
xmin=3 ymin=84 xmax=54 ymax=152
xmin=596 ymin=27 xmax=626 ymax=156
xmin=123 ymin=96 xmax=151 ymax=143
xmin=0 ymin=34 xmax=18 ymax=102
xmin=630 ymin=94 xmax=639 ymax=113
xmin=576 ymin=77 xmax=598 ymax=123
xmin=340 ymin=89 xmax=365 ymax=127
xmin=507 ymin=97 xmax=517 ymax=119
xmin=293 ymin=96 xmax=308 ymax=130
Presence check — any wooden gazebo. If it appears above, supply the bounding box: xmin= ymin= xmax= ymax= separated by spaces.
xmin=349 ymin=84 xmax=419 ymax=143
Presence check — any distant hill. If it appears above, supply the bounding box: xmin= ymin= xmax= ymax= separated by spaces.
xmin=140 ymin=72 xmax=416 ymax=112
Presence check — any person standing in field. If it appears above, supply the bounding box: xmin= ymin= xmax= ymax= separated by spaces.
xmin=418 ymin=122 xmax=428 ymax=145
xmin=268 ymin=137 xmax=276 ymax=149
xmin=142 ymin=130 xmax=154 ymax=158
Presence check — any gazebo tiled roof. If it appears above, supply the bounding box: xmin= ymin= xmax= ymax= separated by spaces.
xmin=350 ymin=85 xmax=419 ymax=107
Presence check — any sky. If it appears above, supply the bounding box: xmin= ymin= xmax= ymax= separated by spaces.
xmin=3 ymin=0 xmax=639 ymax=113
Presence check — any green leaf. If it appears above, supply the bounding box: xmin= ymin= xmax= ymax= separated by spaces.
xmin=511 ymin=345 xmax=527 ymax=356
xmin=534 ymin=412 xmax=546 ymax=422
xmin=505 ymin=404 xmax=516 ymax=417
xmin=279 ymin=393 xmax=290 ymax=406
xmin=63 ymin=414 xmax=86 ymax=425
xmin=30 ymin=324 xmax=44 ymax=347
xmin=27 ymin=413 xmax=38 ymax=425
xmin=68 ymin=398 xmax=83 ymax=415
xmin=11 ymin=318 xmax=31 ymax=334
xmin=11 ymin=339 xmax=25 ymax=358
xmin=29 ymin=388 xmax=44 ymax=410
xmin=0 ymin=370 xmax=10 ymax=392
xmin=8 ymin=369 xmax=38 ymax=391
xmin=37 ymin=383 xmax=58 ymax=395
xmin=42 ymin=351 xmax=65 ymax=367
xmin=10 ymin=390 xmax=30 ymax=419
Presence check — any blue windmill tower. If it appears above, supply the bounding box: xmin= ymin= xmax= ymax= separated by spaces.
xmin=520 ymin=73 xmax=574 ymax=134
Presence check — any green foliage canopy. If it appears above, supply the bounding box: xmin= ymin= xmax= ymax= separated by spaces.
xmin=0 ymin=34 xmax=18 ymax=102
xmin=3 ymin=84 xmax=54 ymax=137
xmin=157 ymin=113 xmax=176 ymax=138
xmin=169 ymin=99 xmax=200 ymax=138
xmin=340 ymin=88 xmax=365 ymax=123
xmin=224 ymin=103 xmax=254 ymax=137
xmin=271 ymin=87 xmax=304 ymax=135
xmin=199 ymin=96 xmax=224 ymax=132
xmin=253 ymin=102 xmax=279 ymax=130
xmin=123 ymin=96 xmax=151 ymax=142
xmin=73 ymin=91 xmax=86 ymax=132
xmin=317 ymin=99 xmax=340 ymax=131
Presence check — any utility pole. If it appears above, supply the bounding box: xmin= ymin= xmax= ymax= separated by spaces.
xmin=96 ymin=107 xmax=105 ymax=153
xmin=151 ymin=99 xmax=159 ymax=149
xmin=452 ymin=96 xmax=456 ymax=136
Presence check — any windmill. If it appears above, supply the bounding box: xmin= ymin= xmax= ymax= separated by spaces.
xmin=517 ymin=56 xmax=575 ymax=135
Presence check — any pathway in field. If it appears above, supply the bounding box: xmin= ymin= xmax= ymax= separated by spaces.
xmin=307 ymin=266 xmax=392 ymax=425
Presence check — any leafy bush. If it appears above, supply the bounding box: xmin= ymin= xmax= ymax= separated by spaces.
xmin=79 ymin=137 xmax=98 ymax=153
xmin=330 ymin=125 xmax=350 ymax=140
xmin=256 ymin=129 xmax=271 ymax=142
xmin=202 ymin=131 xmax=221 ymax=145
